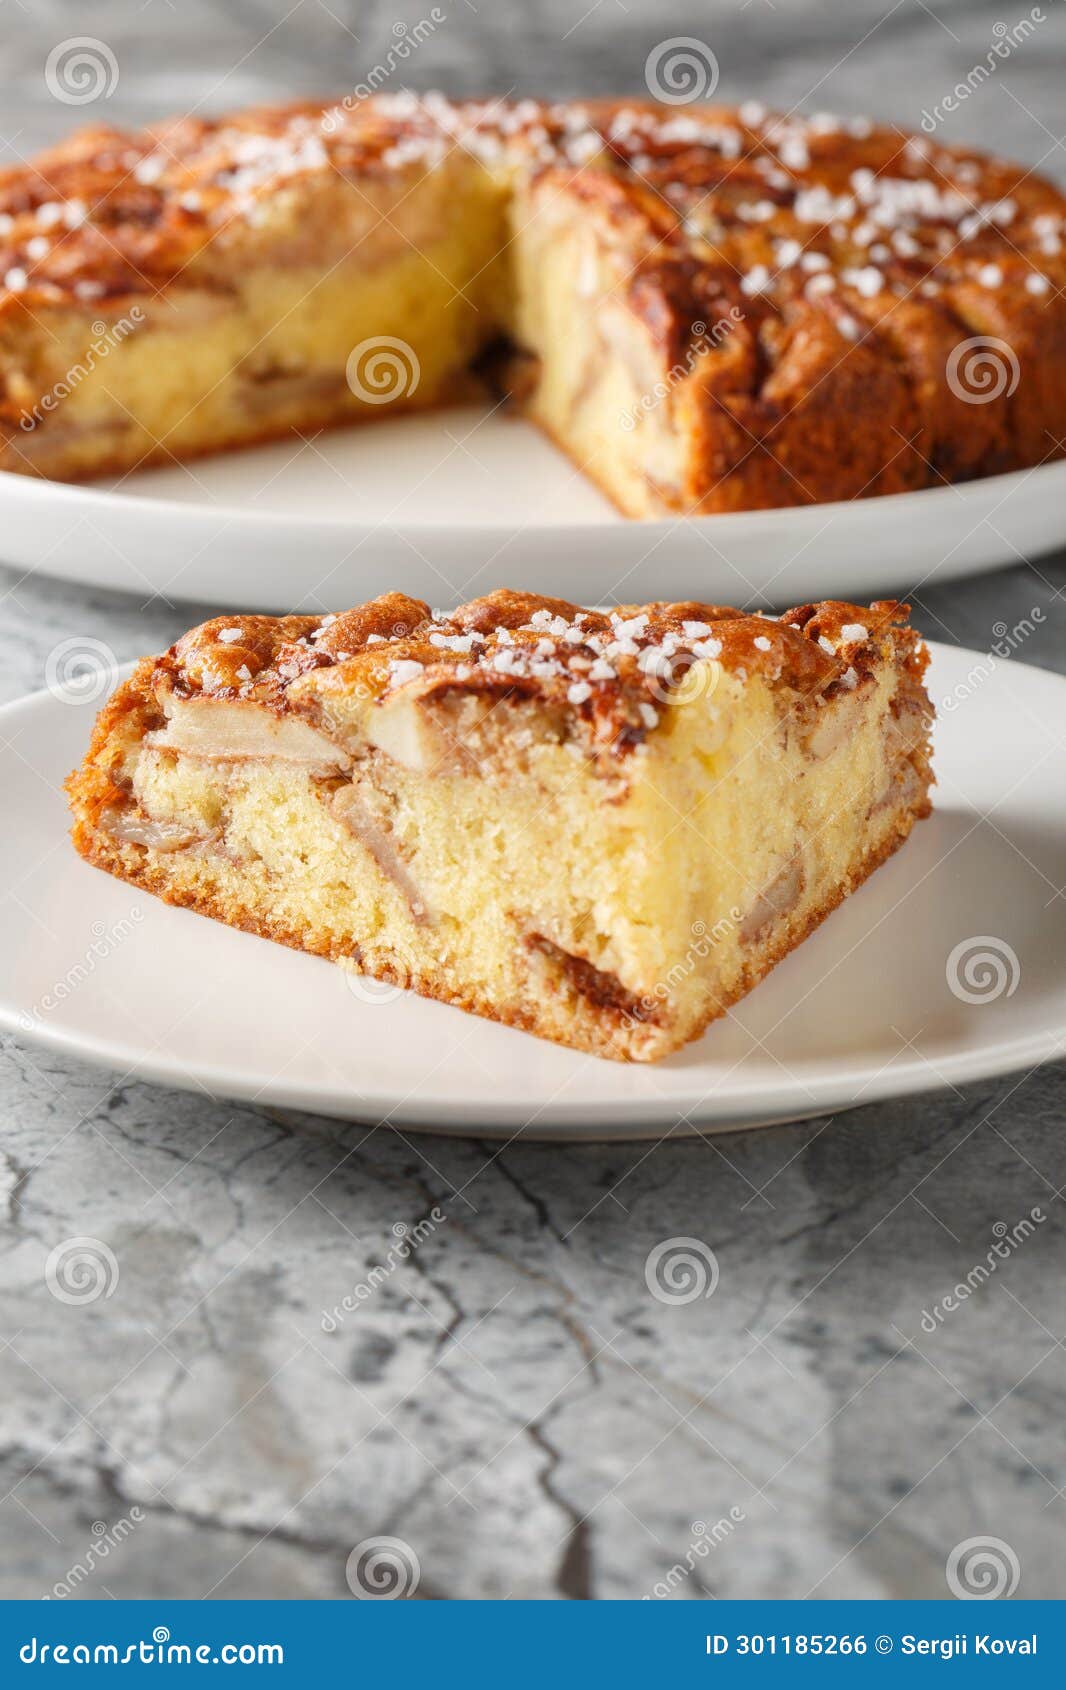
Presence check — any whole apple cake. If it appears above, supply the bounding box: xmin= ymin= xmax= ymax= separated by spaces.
xmin=1 ymin=94 xmax=1063 ymax=514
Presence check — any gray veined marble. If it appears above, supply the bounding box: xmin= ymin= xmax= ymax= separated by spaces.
xmin=1 ymin=0 xmax=1065 ymax=1602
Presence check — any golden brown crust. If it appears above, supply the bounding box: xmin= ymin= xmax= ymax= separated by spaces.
xmin=164 ymin=591 xmax=917 ymax=689
xmin=1 ymin=93 xmax=1063 ymax=503
xmin=1 ymin=95 xmax=1060 ymax=309
xmin=76 ymin=590 xmax=924 ymax=769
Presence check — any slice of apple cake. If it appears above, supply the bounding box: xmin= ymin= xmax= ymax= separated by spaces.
xmin=67 ymin=589 xmax=933 ymax=1062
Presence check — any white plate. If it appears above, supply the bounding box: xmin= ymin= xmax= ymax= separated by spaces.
xmin=2 ymin=406 xmax=1065 ymax=611
xmin=2 ymin=642 xmax=1064 ymax=1140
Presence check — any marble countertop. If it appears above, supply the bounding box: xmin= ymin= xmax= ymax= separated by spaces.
xmin=1 ymin=0 xmax=1065 ymax=1601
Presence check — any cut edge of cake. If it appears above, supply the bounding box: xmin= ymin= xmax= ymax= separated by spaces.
xmin=66 ymin=589 xmax=934 ymax=1063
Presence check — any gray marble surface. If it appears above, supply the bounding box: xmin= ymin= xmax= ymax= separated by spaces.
xmin=1 ymin=0 xmax=1065 ymax=1601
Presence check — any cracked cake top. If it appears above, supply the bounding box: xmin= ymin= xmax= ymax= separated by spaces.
xmin=0 ymin=92 xmax=1061 ymax=316
xmin=139 ymin=589 xmax=927 ymax=759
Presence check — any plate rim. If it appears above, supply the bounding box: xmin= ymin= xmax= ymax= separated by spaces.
xmin=2 ymin=641 xmax=1065 ymax=1135
xmin=1 ymin=441 xmax=1063 ymax=538
xmin=1 ymin=999 xmax=1061 ymax=1134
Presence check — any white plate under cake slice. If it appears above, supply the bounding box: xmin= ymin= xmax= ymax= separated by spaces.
xmin=66 ymin=589 xmax=933 ymax=1062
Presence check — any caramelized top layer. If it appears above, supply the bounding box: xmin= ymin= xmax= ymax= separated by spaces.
xmin=0 ymin=93 xmax=1061 ymax=315
xmin=153 ymin=589 xmax=925 ymax=755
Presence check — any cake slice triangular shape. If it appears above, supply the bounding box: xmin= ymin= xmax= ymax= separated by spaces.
xmin=67 ymin=589 xmax=933 ymax=1061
